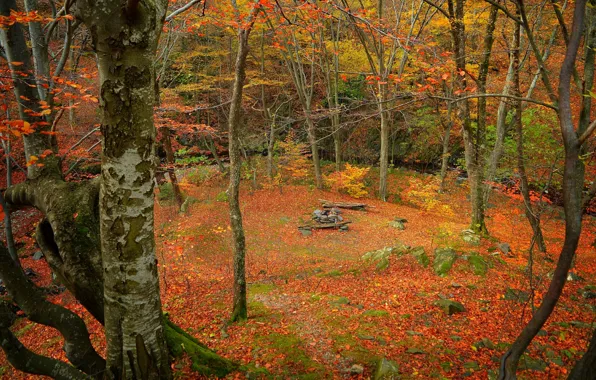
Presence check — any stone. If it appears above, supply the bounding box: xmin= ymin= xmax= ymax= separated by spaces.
xmin=504 ymin=288 xmax=530 ymax=302
xmin=519 ymin=356 xmax=547 ymax=372
xmin=358 ymin=334 xmax=375 ymax=340
xmin=434 ymin=299 xmax=465 ymax=315
xmin=433 ymin=248 xmax=457 ymax=276
xmin=473 ymin=338 xmax=495 ymax=350
xmin=450 ymin=282 xmax=463 ymax=288
xmin=567 ymin=272 xmax=585 ymax=282
xmin=461 ymin=230 xmax=480 ymax=245
xmin=406 ymin=347 xmax=426 ymax=354
xmin=388 ymin=221 xmax=405 ymax=230
xmin=299 ymin=227 xmax=312 ymax=236
xmin=339 ymin=225 xmax=349 ymax=232
xmin=406 ymin=330 xmax=423 ymax=336
xmin=410 ymin=246 xmax=429 ymax=267
xmin=583 ymin=291 xmax=596 ymax=299
xmin=497 ymin=243 xmax=511 ymax=255
xmin=332 ymin=296 xmax=350 ymax=305
xmin=463 ymin=361 xmax=480 ymax=371
xmin=349 ymin=364 xmax=364 ymax=375
xmin=32 ymin=251 xmax=43 ymax=260
xmin=373 ymin=358 xmax=399 ymax=380
xmin=468 ymin=254 xmax=488 ymax=276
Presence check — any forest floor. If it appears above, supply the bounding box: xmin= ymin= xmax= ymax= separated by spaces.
xmin=1 ymin=166 xmax=595 ymax=379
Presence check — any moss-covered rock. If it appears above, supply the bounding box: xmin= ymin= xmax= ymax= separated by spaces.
xmin=434 ymin=299 xmax=465 ymax=315
xmin=410 ymin=246 xmax=429 ymax=267
xmin=433 ymin=248 xmax=457 ymax=276
xmin=373 ymin=357 xmax=399 ymax=379
xmin=468 ymin=254 xmax=488 ymax=276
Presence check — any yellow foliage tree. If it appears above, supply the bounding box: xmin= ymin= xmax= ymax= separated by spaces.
xmin=325 ymin=163 xmax=370 ymax=198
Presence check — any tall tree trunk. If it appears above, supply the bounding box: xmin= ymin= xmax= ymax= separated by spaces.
xmin=447 ymin=0 xmax=488 ymax=234
xmin=0 ymin=0 xmax=60 ymax=179
xmin=160 ymin=127 xmax=184 ymax=209
xmin=499 ymin=0 xmax=590 ymax=377
xmin=512 ymin=21 xmax=547 ymax=253
xmin=378 ymin=0 xmax=389 ymax=201
xmin=439 ymin=88 xmax=453 ymax=193
xmin=228 ymin=24 xmax=252 ymax=323
xmin=305 ymin=113 xmax=323 ymax=189
xmin=76 ymin=1 xmax=171 ymax=378
xmin=267 ymin=121 xmax=276 ymax=179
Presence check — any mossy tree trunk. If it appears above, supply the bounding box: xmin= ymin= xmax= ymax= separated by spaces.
xmin=76 ymin=1 xmax=171 ymax=378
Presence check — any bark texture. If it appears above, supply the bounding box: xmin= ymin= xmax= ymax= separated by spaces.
xmin=75 ymin=1 xmax=171 ymax=378
xmin=227 ymin=23 xmax=252 ymax=323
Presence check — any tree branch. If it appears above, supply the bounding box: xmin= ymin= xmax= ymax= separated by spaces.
xmin=431 ymin=93 xmax=558 ymax=110
xmin=578 ymin=119 xmax=596 ymax=145
xmin=165 ymin=0 xmax=203 ymax=22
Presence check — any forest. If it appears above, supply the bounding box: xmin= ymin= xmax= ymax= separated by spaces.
xmin=0 ymin=0 xmax=595 ymax=378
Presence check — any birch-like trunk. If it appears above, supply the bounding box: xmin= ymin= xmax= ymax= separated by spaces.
xmin=76 ymin=1 xmax=171 ymax=378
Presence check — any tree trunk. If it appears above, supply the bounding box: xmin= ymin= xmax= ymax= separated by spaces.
xmin=0 ymin=0 xmax=60 ymax=179
xmin=76 ymin=1 xmax=171 ymax=378
xmin=512 ymin=21 xmax=547 ymax=253
xmin=439 ymin=85 xmax=453 ymax=193
xmin=568 ymin=329 xmax=596 ymax=379
xmin=228 ymin=26 xmax=251 ymax=323
xmin=0 ymin=191 xmax=19 ymax=266
xmin=499 ymin=0 xmax=589 ymax=377
xmin=305 ymin=114 xmax=323 ymax=189
xmin=160 ymin=127 xmax=184 ymax=209
xmin=0 ymin=242 xmax=105 ymax=376
xmin=0 ymin=301 xmax=89 ymax=380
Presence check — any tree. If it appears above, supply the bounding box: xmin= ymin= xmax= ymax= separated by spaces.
xmin=227 ymin=0 xmax=260 ymax=323
xmin=499 ymin=0 xmax=596 ymax=376
xmin=75 ymin=0 xmax=172 ymax=376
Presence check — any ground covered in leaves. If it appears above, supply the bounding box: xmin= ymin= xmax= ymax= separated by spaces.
xmin=1 ymin=167 xmax=595 ymax=379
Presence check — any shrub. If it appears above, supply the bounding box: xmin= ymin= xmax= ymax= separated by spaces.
xmin=325 ymin=163 xmax=369 ymax=198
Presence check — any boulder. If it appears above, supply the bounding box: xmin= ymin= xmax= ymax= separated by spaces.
xmin=389 ymin=221 xmax=405 ymax=230
xmin=349 ymin=364 xmax=364 ymax=375
xmin=434 ymin=299 xmax=465 ymax=315
xmin=410 ymin=246 xmax=429 ymax=267
xmin=433 ymin=248 xmax=457 ymax=276
xmin=468 ymin=254 xmax=488 ymax=276
xmin=498 ymin=243 xmax=511 ymax=255
xmin=373 ymin=358 xmax=399 ymax=380
xmin=461 ymin=229 xmax=480 ymax=245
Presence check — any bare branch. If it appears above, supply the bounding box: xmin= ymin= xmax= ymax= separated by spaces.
xmin=165 ymin=0 xmax=202 ymax=22
xmin=578 ymin=119 xmax=596 ymax=145
xmin=431 ymin=93 xmax=558 ymax=110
